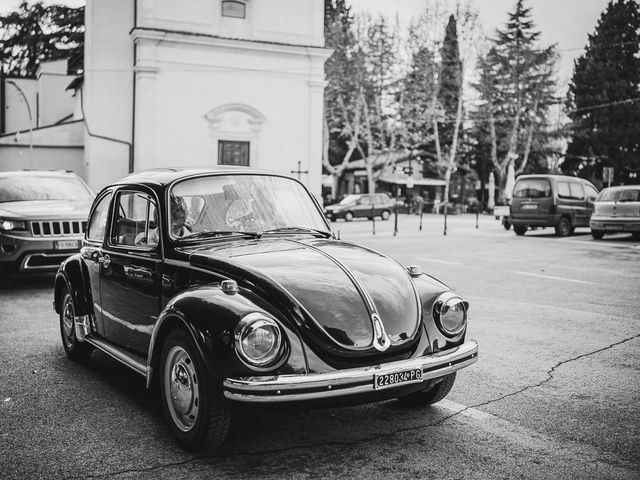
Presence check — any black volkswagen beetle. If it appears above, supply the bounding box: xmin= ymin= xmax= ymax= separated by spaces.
xmin=54 ymin=168 xmax=478 ymax=451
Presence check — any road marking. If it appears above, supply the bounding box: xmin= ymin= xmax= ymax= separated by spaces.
xmin=415 ymin=257 xmax=463 ymax=266
xmin=438 ymin=399 xmax=495 ymax=420
xmin=515 ymin=271 xmax=593 ymax=284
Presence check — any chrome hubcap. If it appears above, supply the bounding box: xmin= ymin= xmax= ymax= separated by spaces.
xmin=62 ymin=297 xmax=74 ymax=347
xmin=164 ymin=346 xmax=199 ymax=432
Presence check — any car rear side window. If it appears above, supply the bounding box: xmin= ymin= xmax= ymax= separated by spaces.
xmin=87 ymin=192 xmax=112 ymax=242
xmin=513 ymin=179 xmax=551 ymax=198
xmin=558 ymin=182 xmax=584 ymax=200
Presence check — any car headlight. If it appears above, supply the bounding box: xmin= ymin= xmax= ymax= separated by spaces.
xmin=0 ymin=219 xmax=28 ymax=232
xmin=433 ymin=292 xmax=468 ymax=337
xmin=234 ymin=313 xmax=283 ymax=369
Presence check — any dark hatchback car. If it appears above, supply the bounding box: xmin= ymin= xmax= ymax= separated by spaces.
xmin=0 ymin=170 xmax=93 ymax=274
xmin=54 ymin=168 xmax=478 ymax=452
xmin=324 ymin=193 xmax=395 ymax=221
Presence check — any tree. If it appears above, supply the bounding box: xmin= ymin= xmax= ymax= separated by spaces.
xmin=472 ymin=0 xmax=558 ymax=204
xmin=564 ymin=0 xmax=640 ymax=185
xmin=0 ymin=1 xmax=84 ymax=77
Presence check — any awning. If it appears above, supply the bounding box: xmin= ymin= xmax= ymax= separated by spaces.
xmin=378 ymin=175 xmax=446 ymax=186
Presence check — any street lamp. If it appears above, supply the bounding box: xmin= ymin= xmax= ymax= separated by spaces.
xmin=6 ymin=80 xmax=33 ymax=168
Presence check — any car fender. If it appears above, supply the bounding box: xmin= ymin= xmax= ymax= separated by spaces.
xmin=146 ymin=285 xmax=307 ymax=387
xmin=54 ymin=254 xmax=93 ymax=315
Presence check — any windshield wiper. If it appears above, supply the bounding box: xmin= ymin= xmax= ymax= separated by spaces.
xmin=261 ymin=226 xmax=333 ymax=238
xmin=180 ymin=230 xmax=262 ymax=240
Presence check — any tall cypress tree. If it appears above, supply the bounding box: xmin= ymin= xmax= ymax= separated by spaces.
xmin=438 ymin=14 xmax=462 ymax=151
xmin=565 ymin=0 xmax=640 ymax=185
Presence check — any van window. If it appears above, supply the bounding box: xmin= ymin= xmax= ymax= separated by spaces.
xmin=513 ymin=179 xmax=551 ymax=198
xmin=557 ymin=182 xmax=571 ymax=199
xmin=569 ymin=183 xmax=585 ymax=200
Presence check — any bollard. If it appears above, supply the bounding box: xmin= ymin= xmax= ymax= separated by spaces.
xmin=371 ymin=203 xmax=376 ymax=235
xmin=443 ymin=204 xmax=448 ymax=236
xmin=476 ymin=210 xmax=479 ymax=229
xmin=419 ymin=205 xmax=423 ymax=231
xmin=394 ymin=203 xmax=399 ymax=236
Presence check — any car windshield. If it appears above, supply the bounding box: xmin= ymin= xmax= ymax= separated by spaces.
xmin=598 ymin=188 xmax=640 ymax=202
xmin=0 ymin=175 xmax=93 ymax=203
xmin=339 ymin=194 xmax=360 ymax=205
xmin=513 ymin=179 xmax=551 ymax=198
xmin=168 ymin=174 xmax=329 ymax=238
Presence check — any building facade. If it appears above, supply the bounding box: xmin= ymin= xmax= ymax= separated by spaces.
xmin=83 ymin=0 xmax=331 ymax=195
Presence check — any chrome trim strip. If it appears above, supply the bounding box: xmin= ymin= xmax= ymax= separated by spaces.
xmin=22 ymin=253 xmax=74 ymax=270
xmin=85 ymin=336 xmax=148 ymax=377
xmin=223 ymin=340 xmax=478 ymax=402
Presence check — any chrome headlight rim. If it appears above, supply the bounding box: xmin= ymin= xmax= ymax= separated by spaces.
xmin=0 ymin=218 xmax=28 ymax=232
xmin=234 ymin=312 xmax=286 ymax=371
xmin=433 ymin=292 xmax=468 ymax=338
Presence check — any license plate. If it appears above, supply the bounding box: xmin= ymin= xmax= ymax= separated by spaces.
xmin=374 ymin=368 xmax=423 ymax=390
xmin=54 ymin=240 xmax=80 ymax=250
xmin=604 ymin=225 xmax=623 ymax=231
xmin=521 ymin=204 xmax=538 ymax=210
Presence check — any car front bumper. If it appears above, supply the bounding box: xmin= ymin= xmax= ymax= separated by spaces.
xmin=0 ymin=233 xmax=83 ymax=272
xmin=223 ymin=339 xmax=478 ymax=403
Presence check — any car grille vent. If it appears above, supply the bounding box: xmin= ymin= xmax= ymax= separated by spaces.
xmin=30 ymin=220 xmax=87 ymax=237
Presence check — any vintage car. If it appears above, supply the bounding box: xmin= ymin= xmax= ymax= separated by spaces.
xmin=0 ymin=170 xmax=93 ymax=274
xmin=53 ymin=168 xmax=478 ymax=452
xmin=324 ymin=193 xmax=396 ymax=222
xmin=590 ymin=185 xmax=640 ymax=240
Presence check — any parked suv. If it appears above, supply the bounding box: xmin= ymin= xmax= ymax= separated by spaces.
xmin=509 ymin=174 xmax=599 ymax=236
xmin=0 ymin=170 xmax=93 ymax=273
xmin=325 ymin=193 xmax=395 ymax=221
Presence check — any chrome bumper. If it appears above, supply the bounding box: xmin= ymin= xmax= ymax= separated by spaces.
xmin=223 ymin=340 xmax=478 ymax=402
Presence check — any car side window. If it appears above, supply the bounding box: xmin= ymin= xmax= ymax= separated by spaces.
xmin=86 ymin=192 xmax=112 ymax=242
xmin=569 ymin=182 xmax=585 ymax=200
xmin=111 ymin=191 xmax=158 ymax=247
xmin=584 ymin=185 xmax=598 ymax=201
xmin=557 ymin=182 xmax=571 ymax=199
xmin=359 ymin=196 xmax=371 ymax=205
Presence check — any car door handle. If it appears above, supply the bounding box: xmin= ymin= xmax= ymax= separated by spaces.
xmin=98 ymin=254 xmax=111 ymax=268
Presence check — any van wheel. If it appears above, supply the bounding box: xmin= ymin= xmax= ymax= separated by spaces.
xmin=345 ymin=212 xmax=354 ymax=222
xmin=591 ymin=230 xmax=604 ymax=240
xmin=514 ymin=226 xmax=527 ymax=236
xmin=555 ymin=217 xmax=571 ymax=236
xmin=632 ymin=232 xmax=640 ymax=241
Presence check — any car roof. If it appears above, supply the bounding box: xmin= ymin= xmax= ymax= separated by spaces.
xmin=104 ymin=167 xmax=301 ymax=192
xmin=599 ymin=185 xmax=640 ymax=191
xmin=516 ymin=174 xmax=596 ymax=186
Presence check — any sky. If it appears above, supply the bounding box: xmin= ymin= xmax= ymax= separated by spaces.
xmin=347 ymin=0 xmax=613 ymax=86
xmin=0 ymin=0 xmax=612 ymax=85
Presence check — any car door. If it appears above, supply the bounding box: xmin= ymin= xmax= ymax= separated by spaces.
xmin=569 ymin=181 xmax=588 ymax=226
xmin=82 ymin=190 xmax=113 ymax=337
xmin=583 ymin=183 xmax=599 ymax=223
xmin=356 ymin=195 xmax=372 ymax=218
xmin=98 ymin=189 xmax=162 ymax=355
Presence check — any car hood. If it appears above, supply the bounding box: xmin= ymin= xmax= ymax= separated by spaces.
xmin=184 ymin=237 xmax=422 ymax=355
xmin=0 ymin=200 xmax=91 ymax=219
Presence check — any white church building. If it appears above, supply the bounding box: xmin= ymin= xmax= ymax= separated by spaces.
xmin=82 ymin=0 xmax=330 ymax=195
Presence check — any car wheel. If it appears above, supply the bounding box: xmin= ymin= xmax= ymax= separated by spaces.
xmin=514 ymin=225 xmax=527 ymax=236
xmin=59 ymin=287 xmax=92 ymax=361
xmin=397 ymin=373 xmax=456 ymax=407
xmin=503 ymin=218 xmax=511 ymax=230
xmin=591 ymin=230 xmax=604 ymax=240
xmin=632 ymin=232 xmax=640 ymax=241
xmin=555 ymin=217 xmax=571 ymax=236
xmin=381 ymin=210 xmax=390 ymax=220
xmin=345 ymin=212 xmax=354 ymax=222
xmin=160 ymin=328 xmax=231 ymax=452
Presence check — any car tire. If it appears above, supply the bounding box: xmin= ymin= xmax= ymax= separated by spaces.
xmin=514 ymin=225 xmax=527 ymax=236
xmin=632 ymin=232 xmax=640 ymax=241
xmin=555 ymin=217 xmax=571 ymax=236
xmin=381 ymin=210 xmax=390 ymax=220
xmin=160 ymin=328 xmax=231 ymax=452
xmin=59 ymin=287 xmax=92 ymax=362
xmin=396 ymin=373 xmax=456 ymax=407
xmin=591 ymin=230 xmax=604 ymax=240
xmin=345 ymin=212 xmax=354 ymax=222
xmin=503 ymin=218 xmax=511 ymax=230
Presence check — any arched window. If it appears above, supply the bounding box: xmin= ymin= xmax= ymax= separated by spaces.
xmin=221 ymin=1 xmax=246 ymax=19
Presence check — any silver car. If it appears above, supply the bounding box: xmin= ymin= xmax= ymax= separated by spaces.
xmin=590 ymin=185 xmax=640 ymax=240
xmin=0 ymin=170 xmax=94 ymax=274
